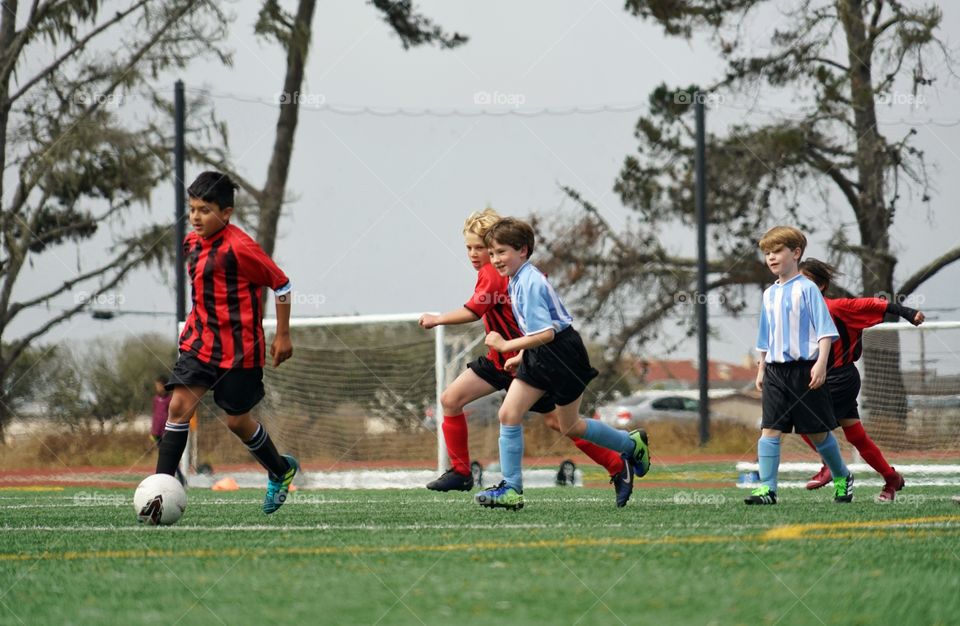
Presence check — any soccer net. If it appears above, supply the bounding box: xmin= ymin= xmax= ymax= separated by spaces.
xmin=185 ymin=314 xmax=490 ymax=487
xmin=739 ymin=320 xmax=960 ymax=487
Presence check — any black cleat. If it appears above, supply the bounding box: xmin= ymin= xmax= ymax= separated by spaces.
xmin=744 ymin=486 xmax=777 ymax=505
xmin=611 ymin=458 xmax=635 ymax=508
xmin=426 ymin=468 xmax=474 ymax=492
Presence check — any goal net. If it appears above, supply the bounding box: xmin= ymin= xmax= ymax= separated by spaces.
xmin=739 ymin=320 xmax=960 ymax=488
xmin=184 ymin=314 xmax=496 ymax=487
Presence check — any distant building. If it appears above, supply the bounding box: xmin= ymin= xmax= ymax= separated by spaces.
xmin=634 ymin=358 xmax=756 ymax=390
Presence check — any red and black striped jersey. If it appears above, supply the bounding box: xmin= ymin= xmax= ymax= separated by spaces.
xmin=178 ymin=224 xmax=289 ymax=369
xmin=824 ymin=297 xmax=888 ymax=369
xmin=463 ymin=263 xmax=521 ymax=370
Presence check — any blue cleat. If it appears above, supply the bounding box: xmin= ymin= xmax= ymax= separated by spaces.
xmin=611 ymin=458 xmax=635 ymax=508
xmin=263 ymin=454 xmax=298 ymax=514
xmin=474 ymin=480 xmax=524 ymax=510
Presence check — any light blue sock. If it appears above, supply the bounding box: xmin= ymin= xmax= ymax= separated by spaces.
xmin=757 ymin=436 xmax=781 ymax=492
xmin=583 ymin=419 xmax=635 ymax=455
xmin=499 ymin=424 xmax=524 ymax=492
xmin=814 ymin=432 xmax=849 ymax=480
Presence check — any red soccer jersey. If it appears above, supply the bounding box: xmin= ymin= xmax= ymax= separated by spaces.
xmin=463 ymin=263 xmax=522 ymax=370
xmin=178 ymin=224 xmax=290 ymax=369
xmin=825 ymin=297 xmax=889 ymax=369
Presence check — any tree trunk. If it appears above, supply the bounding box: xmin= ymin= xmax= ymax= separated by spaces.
xmin=839 ymin=0 xmax=907 ymax=425
xmin=257 ymin=0 xmax=317 ymax=259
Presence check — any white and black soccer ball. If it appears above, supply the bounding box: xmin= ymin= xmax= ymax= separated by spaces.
xmin=134 ymin=474 xmax=187 ymax=526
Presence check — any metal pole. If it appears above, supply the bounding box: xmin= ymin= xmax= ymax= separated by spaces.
xmin=694 ymin=94 xmax=710 ymax=446
xmin=174 ymin=80 xmax=186 ymax=327
xmin=174 ymin=81 xmax=189 ymax=481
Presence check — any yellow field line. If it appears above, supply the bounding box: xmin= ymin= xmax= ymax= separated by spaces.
xmin=1 ymin=516 xmax=958 ymax=562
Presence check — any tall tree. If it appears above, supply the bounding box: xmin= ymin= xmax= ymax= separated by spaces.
xmin=0 ymin=0 xmax=231 ymax=442
xmin=537 ymin=0 xmax=958 ymax=413
xmin=193 ymin=0 xmax=467 ymax=259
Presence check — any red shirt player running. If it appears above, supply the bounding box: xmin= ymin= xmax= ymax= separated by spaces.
xmin=798 ymin=258 xmax=924 ymax=502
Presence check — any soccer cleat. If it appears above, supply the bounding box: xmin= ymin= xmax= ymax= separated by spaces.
xmin=877 ymin=469 xmax=905 ymax=502
xmin=263 ymin=454 xmax=298 ymax=514
xmin=426 ymin=468 xmax=474 ymax=492
xmin=833 ymin=472 xmax=855 ymax=503
xmin=474 ymin=480 xmax=524 ymax=510
xmin=627 ymin=429 xmax=651 ymax=478
xmin=610 ymin=458 xmax=635 ymax=508
xmin=805 ymin=464 xmax=832 ymax=490
xmin=744 ymin=485 xmax=777 ymax=505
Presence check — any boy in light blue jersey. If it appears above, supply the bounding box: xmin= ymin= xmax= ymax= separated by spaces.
xmin=474 ymin=217 xmax=650 ymax=510
xmin=747 ymin=225 xmax=854 ymax=505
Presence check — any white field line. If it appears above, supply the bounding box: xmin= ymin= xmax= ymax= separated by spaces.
xmin=736 ymin=462 xmax=960 ymax=474
xmin=736 ymin=478 xmax=960 ymax=489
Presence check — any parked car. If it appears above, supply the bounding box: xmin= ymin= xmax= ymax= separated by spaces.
xmin=594 ymin=393 xmax=700 ymax=431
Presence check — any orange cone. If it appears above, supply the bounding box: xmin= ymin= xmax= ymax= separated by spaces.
xmin=212 ymin=476 xmax=239 ymax=491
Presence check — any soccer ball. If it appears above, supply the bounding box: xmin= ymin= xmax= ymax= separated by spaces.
xmin=134 ymin=474 xmax=187 ymax=525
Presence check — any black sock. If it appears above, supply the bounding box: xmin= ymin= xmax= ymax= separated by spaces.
xmin=156 ymin=422 xmax=190 ymax=475
xmin=244 ymin=423 xmax=289 ymax=479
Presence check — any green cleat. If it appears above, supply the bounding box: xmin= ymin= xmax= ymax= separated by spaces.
xmin=744 ymin=485 xmax=777 ymax=505
xmin=628 ymin=429 xmax=651 ymax=478
xmin=833 ymin=472 xmax=854 ymax=503
xmin=263 ymin=455 xmax=299 ymax=514
xmin=474 ymin=480 xmax=524 ymax=510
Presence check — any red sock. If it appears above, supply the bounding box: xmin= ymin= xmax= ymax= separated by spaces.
xmin=843 ymin=421 xmax=894 ymax=478
xmin=442 ymin=414 xmax=470 ymax=476
xmin=800 ymin=434 xmax=818 ymax=453
xmin=571 ymin=437 xmax=624 ymax=476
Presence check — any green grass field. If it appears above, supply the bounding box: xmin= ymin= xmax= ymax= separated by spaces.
xmin=1 ymin=465 xmax=959 ymax=625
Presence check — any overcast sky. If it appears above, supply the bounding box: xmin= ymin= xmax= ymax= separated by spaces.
xmin=15 ymin=0 xmax=960 ymax=369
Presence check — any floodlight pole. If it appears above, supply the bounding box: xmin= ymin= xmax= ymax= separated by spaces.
xmin=174 ymin=80 xmax=186 ymax=328
xmin=694 ymin=94 xmax=710 ymax=446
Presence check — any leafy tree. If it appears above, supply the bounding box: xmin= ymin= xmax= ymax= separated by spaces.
xmin=0 ymin=0 xmax=231 ymax=442
xmin=537 ymin=0 xmax=958 ymax=417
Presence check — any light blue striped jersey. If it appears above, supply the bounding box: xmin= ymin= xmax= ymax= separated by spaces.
xmin=756 ymin=273 xmax=838 ymax=363
xmin=508 ymin=262 xmax=573 ymax=335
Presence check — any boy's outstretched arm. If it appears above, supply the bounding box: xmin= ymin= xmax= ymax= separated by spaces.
xmin=486 ymin=329 xmax=555 ymax=353
xmin=755 ymin=352 xmax=766 ymax=391
xmin=271 ymin=296 xmax=293 ymax=367
xmin=419 ymin=308 xmax=479 ymax=329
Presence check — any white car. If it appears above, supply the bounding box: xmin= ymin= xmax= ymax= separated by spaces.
xmin=594 ymin=393 xmax=700 ymax=430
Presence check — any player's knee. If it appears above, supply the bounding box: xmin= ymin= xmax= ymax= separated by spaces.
xmin=498 ymin=405 xmax=522 ymax=425
xmin=167 ymin=397 xmax=193 ymax=423
xmin=542 ymin=413 xmax=561 ymax=432
xmin=440 ymin=388 xmax=464 ymax=414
